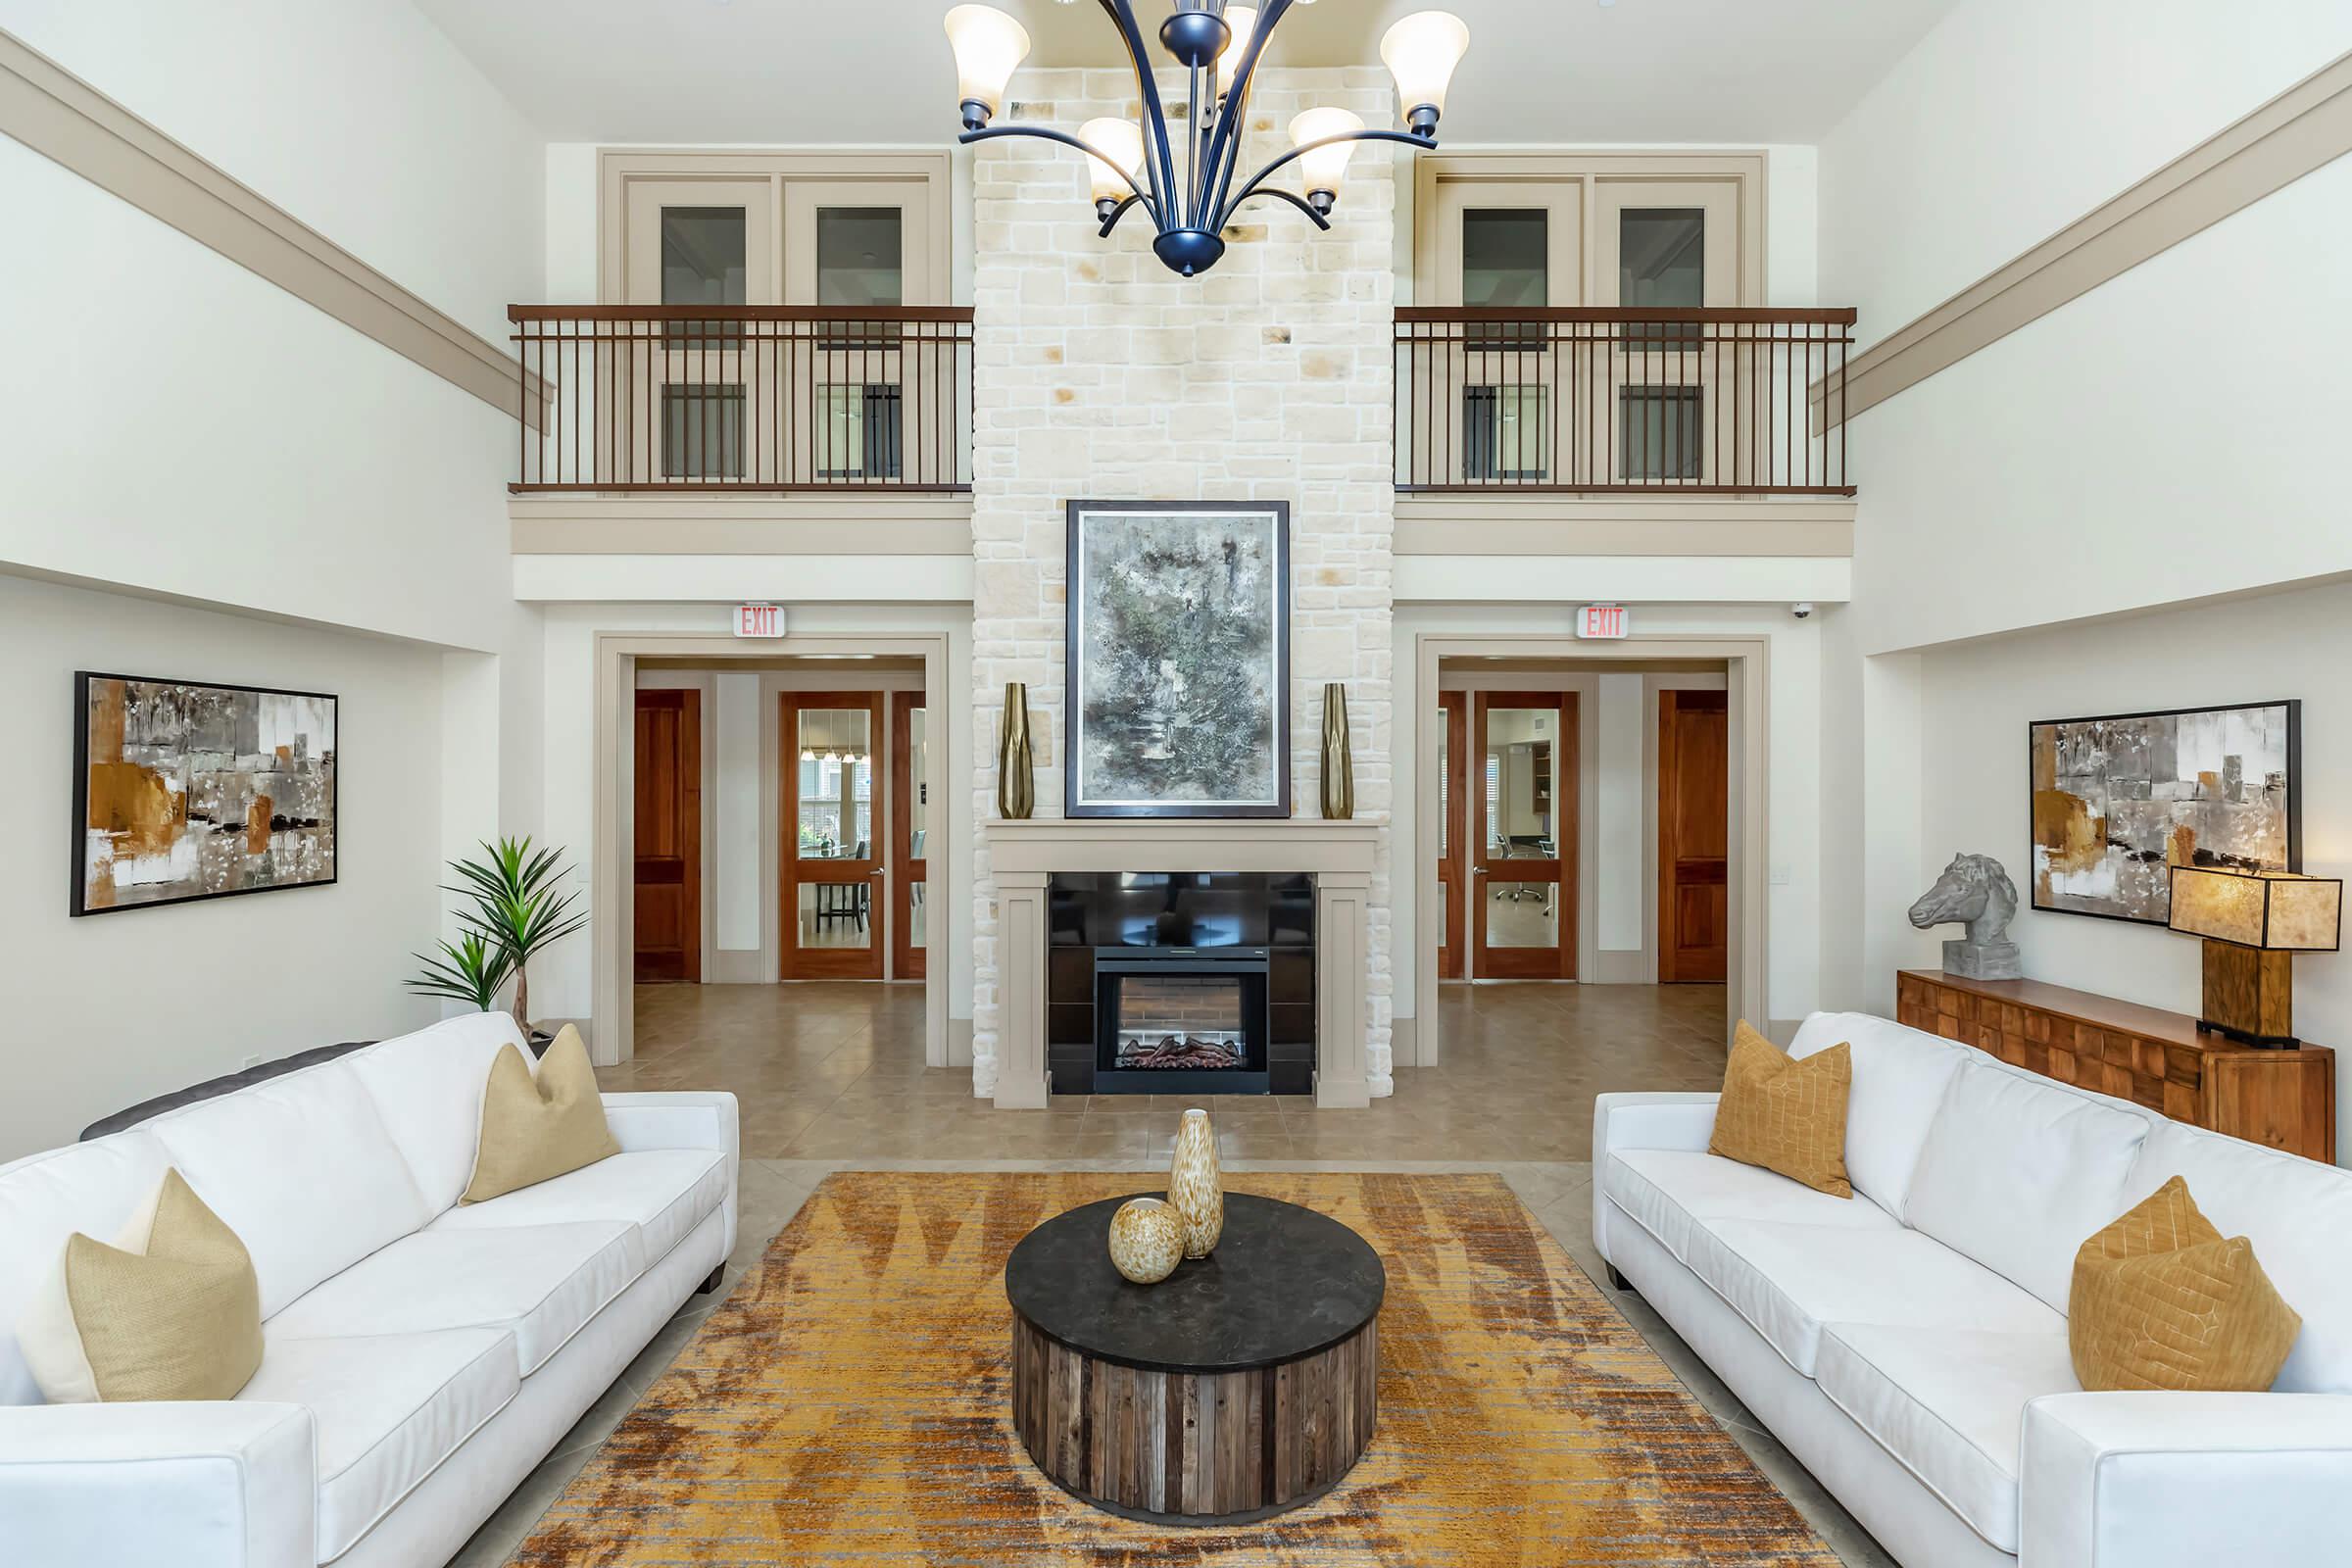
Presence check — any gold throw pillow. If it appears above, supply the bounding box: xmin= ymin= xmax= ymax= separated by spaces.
xmin=2070 ymin=1175 xmax=2302 ymax=1393
xmin=462 ymin=1024 xmax=619 ymax=1204
xmin=35 ymin=1169 xmax=265 ymax=1402
xmin=1707 ymin=1021 xmax=1852 ymax=1198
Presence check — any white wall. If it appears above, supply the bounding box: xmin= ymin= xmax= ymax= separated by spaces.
xmin=0 ymin=575 xmax=447 ymax=1159
xmin=1915 ymin=578 xmax=2352 ymax=1164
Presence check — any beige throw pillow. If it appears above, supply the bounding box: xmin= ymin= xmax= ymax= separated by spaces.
xmin=1707 ymin=1021 xmax=1853 ymax=1198
xmin=19 ymin=1169 xmax=263 ymax=1403
xmin=2070 ymin=1175 xmax=2302 ymax=1393
xmin=462 ymin=1024 xmax=619 ymax=1204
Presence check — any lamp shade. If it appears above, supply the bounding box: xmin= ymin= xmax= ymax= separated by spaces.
xmin=944 ymin=4 xmax=1031 ymax=115
xmin=1289 ymin=108 xmax=1366 ymax=197
xmin=2170 ymin=865 xmax=2343 ymax=952
xmin=1078 ymin=118 xmax=1148 ymax=204
xmin=1217 ymin=8 xmax=1260 ymax=96
xmin=1379 ymin=10 xmax=1471 ymax=121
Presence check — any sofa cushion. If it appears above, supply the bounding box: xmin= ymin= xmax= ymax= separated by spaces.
xmin=145 ymin=1063 xmax=431 ymax=1319
xmin=0 ymin=1133 xmax=174 ymax=1406
xmin=1788 ymin=1010 xmax=1967 ymax=1222
xmin=430 ymin=1149 xmax=727 ymax=1272
xmin=1687 ymin=1217 xmax=2065 ymax=1376
xmin=265 ymin=1221 xmax=635 ymax=1376
xmin=1903 ymin=1059 xmax=2152 ymax=1312
xmin=2122 ymin=1119 xmax=2352 ymax=1394
xmin=1816 ymin=1323 xmax=2077 ymax=1553
xmin=348 ymin=1014 xmax=524 ymax=1215
xmin=1606 ymin=1150 xmax=1899 ymax=1270
xmin=240 ymin=1326 xmax=515 ymax=1562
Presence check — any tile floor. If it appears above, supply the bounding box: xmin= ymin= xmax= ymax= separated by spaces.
xmin=444 ymin=985 xmax=1894 ymax=1566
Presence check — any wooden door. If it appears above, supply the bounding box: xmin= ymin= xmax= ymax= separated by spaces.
xmin=1658 ymin=689 xmax=1729 ymax=983
xmin=781 ymin=691 xmax=886 ymax=979
xmin=890 ymin=691 xmax=929 ymax=981
xmin=633 ymin=688 xmax=702 ymax=983
xmin=1472 ymin=691 xmax=1577 ymax=980
xmin=1436 ymin=690 xmax=1467 ymax=980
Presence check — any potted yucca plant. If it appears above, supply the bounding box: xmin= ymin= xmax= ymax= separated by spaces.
xmin=408 ymin=837 xmax=588 ymax=1051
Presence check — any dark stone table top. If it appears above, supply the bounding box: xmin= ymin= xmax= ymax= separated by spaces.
xmin=1004 ymin=1192 xmax=1385 ymax=1373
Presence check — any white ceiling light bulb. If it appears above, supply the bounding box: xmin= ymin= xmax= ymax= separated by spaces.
xmin=1078 ymin=118 xmax=1149 ymax=207
xmin=1379 ymin=11 xmax=1470 ymax=135
xmin=1216 ymin=8 xmax=1260 ymax=98
xmin=1288 ymin=107 xmax=1365 ymax=211
xmin=943 ymin=5 xmax=1031 ymax=129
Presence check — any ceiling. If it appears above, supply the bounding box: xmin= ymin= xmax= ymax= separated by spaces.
xmin=417 ymin=0 xmax=1958 ymax=147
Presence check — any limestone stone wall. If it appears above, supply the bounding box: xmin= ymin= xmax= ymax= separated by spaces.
xmin=968 ymin=66 xmax=1396 ymax=1098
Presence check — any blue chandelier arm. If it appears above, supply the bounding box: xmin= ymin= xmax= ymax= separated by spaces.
xmin=1223 ymin=185 xmax=1333 ymax=232
xmin=1213 ymin=128 xmax=1439 ymax=230
xmin=1195 ymin=0 xmax=1295 ymax=229
xmin=1097 ymin=193 xmax=1149 ymax=238
xmin=957 ymin=123 xmax=1157 ymax=212
xmin=1095 ymin=0 xmax=1182 ymax=222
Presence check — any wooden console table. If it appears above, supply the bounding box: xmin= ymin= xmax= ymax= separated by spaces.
xmin=1896 ymin=970 xmax=2336 ymax=1163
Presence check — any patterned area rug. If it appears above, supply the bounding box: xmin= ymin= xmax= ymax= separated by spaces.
xmin=511 ymin=1172 xmax=1837 ymax=1566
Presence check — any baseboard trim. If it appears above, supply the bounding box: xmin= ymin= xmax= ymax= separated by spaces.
xmin=1392 ymin=1013 xmax=1417 ymax=1067
xmin=706 ymin=949 xmax=765 ymax=985
xmin=950 ymin=1016 xmax=974 ymax=1069
xmin=1589 ymin=951 xmax=1651 ymax=985
xmin=1813 ymin=48 xmax=2352 ymax=429
xmin=0 ymin=28 xmax=547 ymax=429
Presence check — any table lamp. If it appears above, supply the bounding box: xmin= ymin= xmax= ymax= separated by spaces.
xmin=2167 ymin=865 xmax=2342 ymax=1048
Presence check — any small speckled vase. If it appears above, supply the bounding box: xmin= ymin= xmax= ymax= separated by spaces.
xmin=1168 ymin=1108 xmax=1224 ymax=1259
xmin=1105 ymin=1197 xmax=1184 ymax=1285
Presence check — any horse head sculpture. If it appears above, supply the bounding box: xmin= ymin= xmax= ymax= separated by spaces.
xmin=1908 ymin=854 xmax=2024 ymax=980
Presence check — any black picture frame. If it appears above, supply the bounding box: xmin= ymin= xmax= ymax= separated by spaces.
xmin=1064 ymin=500 xmax=1293 ymax=819
xmin=72 ymin=670 xmax=341 ymax=917
xmin=2026 ymin=698 xmax=2300 ymax=928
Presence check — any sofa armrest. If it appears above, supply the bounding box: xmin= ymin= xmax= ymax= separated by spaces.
xmin=1592 ymin=1093 xmax=1720 ymax=1271
xmin=601 ymin=1090 xmax=739 ymax=1158
xmin=2021 ymin=1392 xmax=2352 ymax=1568
xmin=0 ymin=1401 xmax=316 ymax=1568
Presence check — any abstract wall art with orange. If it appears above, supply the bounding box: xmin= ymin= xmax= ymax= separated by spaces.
xmin=71 ymin=672 xmax=337 ymax=916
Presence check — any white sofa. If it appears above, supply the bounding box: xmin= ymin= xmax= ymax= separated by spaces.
xmin=1594 ymin=1008 xmax=2352 ymax=1568
xmin=0 ymin=1013 xmax=738 ymax=1568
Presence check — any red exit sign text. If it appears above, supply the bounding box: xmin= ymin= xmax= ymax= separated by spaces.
xmin=1577 ymin=604 xmax=1628 ymax=639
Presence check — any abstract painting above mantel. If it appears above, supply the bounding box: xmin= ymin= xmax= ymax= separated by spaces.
xmin=72 ymin=672 xmax=338 ymax=916
xmin=1065 ymin=501 xmax=1291 ymax=819
xmin=2029 ymin=700 xmax=2298 ymax=926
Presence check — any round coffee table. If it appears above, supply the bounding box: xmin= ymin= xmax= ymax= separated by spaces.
xmin=1004 ymin=1191 xmax=1385 ymax=1525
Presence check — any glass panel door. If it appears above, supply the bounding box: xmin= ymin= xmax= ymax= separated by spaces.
xmin=785 ymin=183 xmax=933 ymax=487
xmin=1427 ymin=180 xmax=1580 ymax=486
xmin=1593 ymin=180 xmax=1739 ymax=486
xmin=891 ymin=692 xmax=928 ymax=981
xmin=620 ymin=179 xmax=777 ymax=485
xmin=781 ymin=692 xmax=884 ymax=979
xmin=1472 ymin=692 xmax=1576 ymax=979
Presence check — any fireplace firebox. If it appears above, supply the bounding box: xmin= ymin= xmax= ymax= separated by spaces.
xmin=1095 ymin=948 xmax=1270 ymax=1094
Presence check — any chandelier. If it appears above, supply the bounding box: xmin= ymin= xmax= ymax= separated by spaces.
xmin=944 ymin=1 xmax=1470 ymax=276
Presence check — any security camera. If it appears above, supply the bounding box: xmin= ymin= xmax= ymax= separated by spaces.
xmin=1791 ymin=602 xmax=1814 ymax=620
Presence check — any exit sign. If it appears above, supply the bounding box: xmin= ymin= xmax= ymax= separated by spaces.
xmin=734 ymin=603 xmax=786 ymax=639
xmin=1577 ymin=604 xmax=1629 ymax=639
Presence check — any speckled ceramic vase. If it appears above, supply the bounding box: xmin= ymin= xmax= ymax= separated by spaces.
xmin=1168 ymin=1108 xmax=1224 ymax=1258
xmin=1106 ymin=1197 xmax=1184 ymax=1284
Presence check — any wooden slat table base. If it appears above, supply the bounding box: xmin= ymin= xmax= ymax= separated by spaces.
xmin=1010 ymin=1314 xmax=1379 ymax=1525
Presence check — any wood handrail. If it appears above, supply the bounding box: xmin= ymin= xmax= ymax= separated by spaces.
xmin=509 ymin=304 xmax=977 ymax=323
xmin=1397 ymin=306 xmax=1857 ymax=326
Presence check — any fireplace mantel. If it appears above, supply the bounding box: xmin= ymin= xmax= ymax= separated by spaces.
xmin=987 ymin=819 xmax=1382 ymax=1109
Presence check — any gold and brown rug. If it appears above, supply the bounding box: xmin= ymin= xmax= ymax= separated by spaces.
xmin=512 ymin=1172 xmax=1837 ymax=1566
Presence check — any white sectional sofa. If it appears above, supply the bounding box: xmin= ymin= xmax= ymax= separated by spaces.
xmin=1595 ymin=1008 xmax=2352 ymax=1568
xmin=0 ymin=1013 xmax=738 ymax=1568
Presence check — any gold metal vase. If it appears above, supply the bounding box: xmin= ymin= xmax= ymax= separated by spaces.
xmin=1320 ymin=681 xmax=1354 ymax=820
xmin=997 ymin=683 xmax=1034 ymax=820
xmin=1168 ymin=1108 xmax=1224 ymax=1258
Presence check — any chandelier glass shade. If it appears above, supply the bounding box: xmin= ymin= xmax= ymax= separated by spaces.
xmin=944 ymin=1 xmax=1470 ymax=276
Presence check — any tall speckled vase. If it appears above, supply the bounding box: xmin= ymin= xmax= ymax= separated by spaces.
xmin=1168 ymin=1108 xmax=1224 ymax=1259
xmin=997 ymin=682 xmax=1034 ymax=820
xmin=1320 ymin=682 xmax=1354 ymax=820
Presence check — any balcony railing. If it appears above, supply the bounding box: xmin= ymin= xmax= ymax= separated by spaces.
xmin=1395 ymin=308 xmax=1857 ymax=496
xmin=510 ymin=306 xmax=975 ymax=494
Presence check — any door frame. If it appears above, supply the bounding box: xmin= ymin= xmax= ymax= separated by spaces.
xmin=780 ymin=690 xmax=887 ymax=980
xmin=631 ymin=686 xmax=704 ymax=983
xmin=1435 ymin=689 xmax=1467 ymax=980
xmin=1471 ymin=690 xmax=1577 ymax=980
xmin=890 ymin=689 xmax=929 ymax=981
xmin=1412 ymin=633 xmax=1770 ymax=1067
xmin=1656 ymin=687 xmax=1731 ymax=984
xmin=591 ymin=632 xmax=953 ymax=1070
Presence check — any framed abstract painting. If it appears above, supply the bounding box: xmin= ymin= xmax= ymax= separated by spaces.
xmin=72 ymin=672 xmax=339 ymax=915
xmin=1064 ymin=500 xmax=1291 ymax=818
xmin=2028 ymin=699 xmax=2298 ymax=926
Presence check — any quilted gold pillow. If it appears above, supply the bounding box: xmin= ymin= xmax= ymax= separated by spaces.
xmin=2070 ymin=1175 xmax=2302 ymax=1393
xmin=462 ymin=1025 xmax=619 ymax=1204
xmin=1707 ymin=1021 xmax=1852 ymax=1198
